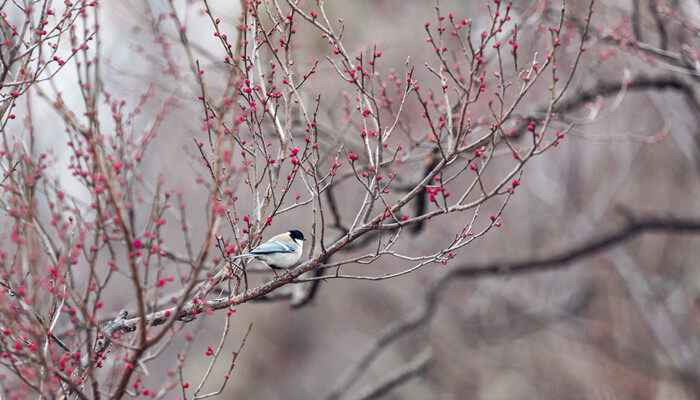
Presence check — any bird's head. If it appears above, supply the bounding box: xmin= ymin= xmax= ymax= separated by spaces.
xmin=288 ymin=230 xmax=306 ymax=243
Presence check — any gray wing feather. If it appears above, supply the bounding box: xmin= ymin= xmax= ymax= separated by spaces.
xmin=230 ymin=254 xmax=255 ymax=259
xmin=250 ymin=240 xmax=295 ymax=254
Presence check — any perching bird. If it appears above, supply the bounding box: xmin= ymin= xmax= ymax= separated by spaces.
xmin=232 ymin=230 xmax=306 ymax=271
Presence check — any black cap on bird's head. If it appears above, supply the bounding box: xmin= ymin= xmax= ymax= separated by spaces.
xmin=289 ymin=230 xmax=306 ymax=241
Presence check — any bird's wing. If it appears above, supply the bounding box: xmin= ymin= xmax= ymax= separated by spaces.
xmin=250 ymin=240 xmax=296 ymax=254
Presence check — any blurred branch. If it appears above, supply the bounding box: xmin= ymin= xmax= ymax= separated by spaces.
xmin=308 ymin=210 xmax=699 ymax=282
xmin=325 ymin=283 xmax=440 ymax=400
xmin=631 ymin=0 xmax=643 ymax=42
xmin=351 ymin=348 xmax=431 ymax=400
xmin=450 ymin=210 xmax=700 ymax=278
xmin=327 ymin=210 xmax=698 ymax=399
xmin=601 ymin=35 xmax=699 ymax=78
xmin=557 ymin=75 xmax=700 ymax=114
xmin=514 ymin=74 xmax=699 ymax=141
xmin=648 ymin=0 xmax=668 ymax=50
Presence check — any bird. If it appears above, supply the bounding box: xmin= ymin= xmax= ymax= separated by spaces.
xmin=231 ymin=230 xmax=306 ymax=272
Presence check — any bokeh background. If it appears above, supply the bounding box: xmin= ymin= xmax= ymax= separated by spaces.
xmin=5 ymin=0 xmax=699 ymax=398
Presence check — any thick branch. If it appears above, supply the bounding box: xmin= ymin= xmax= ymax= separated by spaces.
xmin=326 ymin=211 xmax=698 ymax=399
xmin=556 ymin=75 xmax=700 ymax=114
xmin=88 ymin=212 xmax=698 ymax=368
xmin=351 ymin=349 xmax=431 ymax=400
xmin=450 ymin=211 xmax=700 ymax=278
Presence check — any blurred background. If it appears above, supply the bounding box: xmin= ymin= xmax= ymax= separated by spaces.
xmin=4 ymin=0 xmax=699 ymax=398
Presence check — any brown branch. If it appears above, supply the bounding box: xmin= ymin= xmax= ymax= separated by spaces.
xmin=631 ymin=0 xmax=643 ymax=42
xmin=89 ymin=212 xmax=698 ymax=383
xmin=450 ymin=210 xmax=700 ymax=278
xmin=352 ymin=349 xmax=431 ymax=400
xmin=326 ymin=210 xmax=698 ymax=399
xmin=648 ymin=0 xmax=668 ymax=50
xmin=556 ymin=75 xmax=700 ymax=114
xmin=324 ymin=274 xmax=440 ymax=400
xmin=514 ymin=74 xmax=700 ymax=139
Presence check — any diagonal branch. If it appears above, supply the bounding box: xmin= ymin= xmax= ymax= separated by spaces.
xmin=326 ymin=210 xmax=699 ymax=399
xmin=556 ymin=75 xmax=700 ymax=114
xmin=449 ymin=210 xmax=699 ymax=278
xmin=351 ymin=348 xmax=431 ymax=400
xmin=91 ymin=212 xmax=699 ymax=368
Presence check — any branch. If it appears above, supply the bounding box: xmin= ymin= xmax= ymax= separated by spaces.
xmin=449 ymin=211 xmax=700 ymax=278
xmin=556 ymin=75 xmax=700 ymax=114
xmin=351 ymin=348 xmax=431 ymax=400
xmin=326 ymin=210 xmax=698 ymax=399
xmin=514 ymin=74 xmax=700 ymax=140
xmin=86 ymin=211 xmax=697 ymax=385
